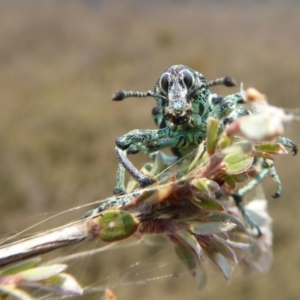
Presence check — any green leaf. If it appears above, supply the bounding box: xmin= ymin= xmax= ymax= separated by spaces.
xmin=195 ymin=266 xmax=207 ymax=289
xmin=191 ymin=179 xmax=214 ymax=199
xmin=205 ymin=252 xmax=233 ymax=280
xmin=211 ymin=236 xmax=238 ymax=263
xmin=206 ymin=118 xmax=219 ymax=155
xmin=217 ymin=134 xmax=233 ymax=150
xmin=201 ymin=212 xmax=248 ymax=233
xmin=224 ymin=153 xmax=254 ymax=175
xmin=191 ymin=198 xmax=224 ymax=211
xmin=176 ymin=230 xmax=203 ymax=260
xmin=223 ymin=176 xmax=237 ymax=189
xmin=98 ymin=210 xmax=139 ymax=242
xmin=38 ymin=273 xmax=83 ymax=295
xmin=174 ymin=241 xmax=206 ymax=288
xmin=20 ymin=265 xmax=67 ymax=281
xmin=187 ymin=143 xmax=206 ymax=172
xmin=255 ymin=143 xmax=287 ymax=155
xmin=173 ymin=240 xmax=206 ymax=288
xmin=231 ymin=173 xmax=249 ymax=183
xmin=192 ymin=179 xmax=209 ymax=193
xmin=0 ymin=285 xmax=33 ymax=300
xmin=191 ymin=178 xmax=220 ymax=198
xmin=0 ymin=258 xmax=41 ymax=276
xmin=214 ymin=235 xmax=250 ymax=251
xmin=190 ymin=221 xmax=236 ymax=235
xmin=174 ymin=243 xmax=197 ymax=272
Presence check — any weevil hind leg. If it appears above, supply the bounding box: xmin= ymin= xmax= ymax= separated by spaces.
xmin=231 ymin=193 xmax=262 ymax=236
xmin=230 ymin=158 xmax=282 ymax=236
xmin=263 ymin=159 xmax=282 ymax=198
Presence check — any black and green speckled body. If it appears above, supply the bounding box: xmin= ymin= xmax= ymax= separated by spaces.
xmin=113 ymin=65 xmax=245 ymax=194
xmin=112 ymin=65 xmax=297 ymax=198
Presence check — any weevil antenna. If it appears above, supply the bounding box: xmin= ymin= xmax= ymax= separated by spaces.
xmin=112 ymin=90 xmax=167 ymax=102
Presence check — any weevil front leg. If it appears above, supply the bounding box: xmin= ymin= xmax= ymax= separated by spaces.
xmin=114 ymin=127 xmax=171 ymax=194
xmin=116 ymin=127 xmax=170 ymax=151
xmin=114 ymin=148 xmax=155 ymax=195
xmin=114 ymin=128 xmax=195 ymax=194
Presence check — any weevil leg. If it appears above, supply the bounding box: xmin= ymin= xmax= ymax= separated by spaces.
xmin=81 ymin=191 xmax=142 ymax=218
xmin=116 ymin=127 xmax=170 ymax=151
xmin=231 ymin=193 xmax=262 ymax=236
xmin=263 ymin=159 xmax=282 ymax=198
xmin=237 ymin=167 xmax=270 ymax=198
xmin=114 ymin=131 xmax=192 ymax=194
xmin=276 ymin=136 xmax=298 ymax=156
xmin=231 ymin=159 xmax=282 ymax=236
xmin=113 ymin=160 xmax=127 ymax=195
xmin=114 ymin=147 xmax=156 ymax=195
xmin=113 ymin=127 xmax=170 ymax=194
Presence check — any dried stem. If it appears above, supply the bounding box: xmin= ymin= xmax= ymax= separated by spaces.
xmin=0 ymin=215 xmax=101 ymax=267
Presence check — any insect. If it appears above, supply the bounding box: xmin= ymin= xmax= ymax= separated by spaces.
xmin=111 ymin=65 xmax=297 ymax=233
xmin=113 ymin=65 xmax=246 ymax=194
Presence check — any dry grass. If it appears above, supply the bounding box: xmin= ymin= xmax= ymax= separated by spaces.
xmin=0 ymin=1 xmax=300 ymax=299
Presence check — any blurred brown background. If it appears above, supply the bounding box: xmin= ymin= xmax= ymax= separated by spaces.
xmin=0 ymin=0 xmax=300 ymax=299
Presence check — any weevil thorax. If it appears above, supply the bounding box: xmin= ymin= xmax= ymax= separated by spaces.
xmin=154 ymin=65 xmax=197 ymax=126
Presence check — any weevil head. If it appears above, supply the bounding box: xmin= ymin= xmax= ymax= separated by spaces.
xmin=154 ymin=65 xmax=203 ymax=126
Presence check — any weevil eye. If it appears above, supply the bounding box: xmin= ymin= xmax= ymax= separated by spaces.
xmin=183 ymin=70 xmax=194 ymax=89
xmin=159 ymin=73 xmax=169 ymax=93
